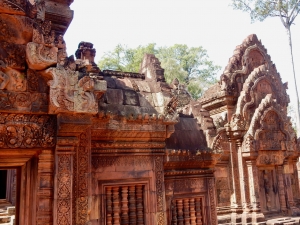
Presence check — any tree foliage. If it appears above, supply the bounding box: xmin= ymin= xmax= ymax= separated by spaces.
xmin=98 ymin=43 xmax=220 ymax=99
xmin=231 ymin=0 xmax=300 ymax=136
xmin=231 ymin=0 xmax=300 ymax=25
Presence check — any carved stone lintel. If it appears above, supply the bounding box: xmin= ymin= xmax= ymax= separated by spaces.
xmin=0 ymin=113 xmax=55 ymax=148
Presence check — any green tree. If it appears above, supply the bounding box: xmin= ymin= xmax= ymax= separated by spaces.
xmin=98 ymin=43 xmax=157 ymax=72
xmin=98 ymin=44 xmax=220 ymax=99
xmin=231 ymin=0 xmax=300 ymax=134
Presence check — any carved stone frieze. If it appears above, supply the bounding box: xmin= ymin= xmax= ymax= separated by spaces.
xmin=92 ymin=155 xmax=152 ymax=169
xmin=165 ymin=178 xmax=205 ymax=193
xmin=92 ymin=141 xmax=165 ymax=149
xmin=0 ymin=90 xmax=47 ymax=113
xmin=0 ymin=113 xmax=55 ymax=148
xmin=256 ymin=151 xmax=284 ymax=166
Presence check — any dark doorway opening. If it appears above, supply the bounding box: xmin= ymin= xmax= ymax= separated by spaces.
xmin=0 ymin=170 xmax=7 ymax=199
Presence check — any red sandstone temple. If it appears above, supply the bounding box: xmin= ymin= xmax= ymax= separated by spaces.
xmin=1 ymin=0 xmax=300 ymax=225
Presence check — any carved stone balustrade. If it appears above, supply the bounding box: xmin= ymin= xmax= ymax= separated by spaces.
xmin=105 ymin=185 xmax=145 ymax=225
xmin=171 ymin=198 xmax=203 ymax=225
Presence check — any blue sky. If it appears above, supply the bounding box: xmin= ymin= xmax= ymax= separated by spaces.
xmin=64 ymin=0 xmax=300 ymax=107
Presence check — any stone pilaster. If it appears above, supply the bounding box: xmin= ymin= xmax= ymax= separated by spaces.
xmin=245 ymin=160 xmax=265 ymax=223
xmin=277 ymin=166 xmax=287 ymax=213
xmin=53 ymin=137 xmax=78 ymax=225
xmin=229 ymin=142 xmax=242 ymax=222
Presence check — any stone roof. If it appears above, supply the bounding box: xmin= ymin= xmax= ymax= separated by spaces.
xmin=165 ymin=117 xmax=207 ymax=151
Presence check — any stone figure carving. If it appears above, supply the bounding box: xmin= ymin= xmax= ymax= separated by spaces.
xmin=0 ymin=61 xmax=26 ymax=91
xmin=27 ymin=21 xmax=59 ymax=70
xmin=46 ymin=41 xmax=106 ymax=114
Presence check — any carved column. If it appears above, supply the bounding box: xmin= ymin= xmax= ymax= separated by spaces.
xmin=229 ymin=142 xmax=241 ymax=212
xmin=54 ymin=137 xmax=78 ymax=225
xmin=121 ymin=186 xmax=129 ymax=225
xmin=129 ymin=185 xmax=136 ymax=224
xmin=176 ymin=199 xmax=184 ymax=225
xmin=246 ymin=160 xmax=265 ymax=222
xmin=183 ymin=199 xmax=190 ymax=225
xmin=136 ymin=185 xmax=144 ymax=225
xmin=195 ymin=198 xmax=202 ymax=225
xmin=236 ymin=142 xmax=249 ymax=222
xmin=171 ymin=200 xmax=177 ymax=225
xmin=106 ymin=187 xmax=113 ymax=225
xmin=277 ymin=166 xmax=287 ymax=213
xmin=112 ymin=187 xmax=120 ymax=225
xmin=189 ymin=198 xmax=196 ymax=225
xmin=245 ymin=160 xmax=260 ymax=211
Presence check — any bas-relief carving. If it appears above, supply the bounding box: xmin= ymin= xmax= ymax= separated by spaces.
xmin=92 ymin=155 xmax=153 ymax=169
xmin=76 ymin=131 xmax=90 ymax=225
xmin=57 ymin=154 xmax=72 ymax=225
xmin=256 ymin=151 xmax=284 ymax=166
xmin=155 ymin=156 xmax=166 ymax=225
xmin=0 ymin=113 xmax=55 ymax=148
xmin=46 ymin=67 xmax=106 ymax=114
xmin=165 ymin=179 xmax=206 ymax=194
xmin=26 ymin=42 xmax=57 ymax=70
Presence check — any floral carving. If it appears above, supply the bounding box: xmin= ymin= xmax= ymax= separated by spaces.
xmin=57 ymin=154 xmax=72 ymax=225
xmin=0 ymin=113 xmax=55 ymax=148
xmin=155 ymin=156 xmax=166 ymax=225
xmin=77 ymin=131 xmax=90 ymax=225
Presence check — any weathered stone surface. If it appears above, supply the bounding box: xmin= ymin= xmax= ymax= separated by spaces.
xmin=1 ymin=2 xmax=299 ymax=225
xmin=123 ymin=89 xmax=139 ymax=106
xmin=0 ymin=14 xmax=33 ymax=45
xmin=0 ymin=42 xmax=26 ymax=70
xmin=105 ymin=89 xmax=123 ymax=105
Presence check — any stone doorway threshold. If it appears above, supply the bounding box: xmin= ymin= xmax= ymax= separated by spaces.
xmin=218 ymin=216 xmax=300 ymax=225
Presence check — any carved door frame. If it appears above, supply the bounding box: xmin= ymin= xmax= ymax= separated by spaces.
xmin=0 ymin=149 xmax=40 ymax=225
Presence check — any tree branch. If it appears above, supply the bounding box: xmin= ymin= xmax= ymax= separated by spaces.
xmin=290 ymin=0 xmax=300 ymax=25
xmin=278 ymin=0 xmax=288 ymax=28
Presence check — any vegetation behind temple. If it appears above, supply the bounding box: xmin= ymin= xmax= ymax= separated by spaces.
xmin=98 ymin=43 xmax=221 ymax=99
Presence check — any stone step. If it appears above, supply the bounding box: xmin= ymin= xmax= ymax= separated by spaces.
xmin=266 ymin=217 xmax=300 ymax=225
xmin=0 ymin=216 xmax=11 ymax=224
xmin=218 ymin=223 xmax=266 ymax=225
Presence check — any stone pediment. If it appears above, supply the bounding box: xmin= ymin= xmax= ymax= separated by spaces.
xmin=242 ymin=94 xmax=297 ymax=157
xmin=200 ymin=34 xmax=275 ymax=111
